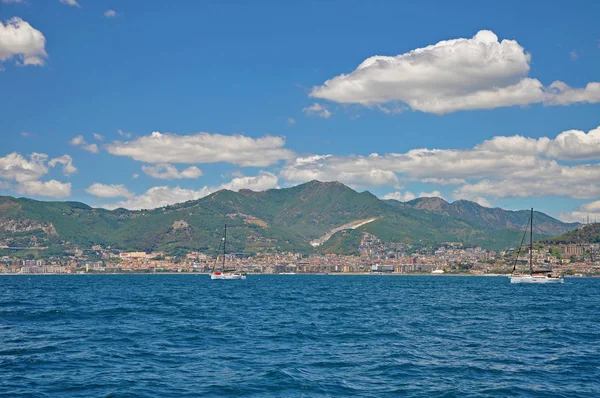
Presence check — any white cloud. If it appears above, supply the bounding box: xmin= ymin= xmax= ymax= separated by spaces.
xmin=545 ymin=81 xmax=600 ymax=107
xmin=476 ymin=126 xmax=600 ymax=161
xmin=559 ymin=201 xmax=600 ymax=223
xmin=103 ymin=186 xmax=213 ymax=210
xmin=69 ymin=135 xmax=99 ymax=153
xmin=581 ymin=200 xmax=600 ymax=213
xmin=2 ymin=0 xmax=27 ymax=3
xmin=106 ymin=131 xmax=294 ymax=167
xmin=48 ymin=155 xmax=77 ymax=176
xmin=0 ymin=17 xmax=47 ymax=67
xmin=310 ymin=30 xmax=600 ymax=114
xmin=220 ymin=171 xmax=278 ymax=191
xmin=280 ymin=125 xmax=600 ymax=201
xmin=559 ymin=211 xmax=600 ymax=223
xmin=132 ymin=173 xmax=139 ymax=179
xmin=569 ymin=50 xmax=579 ymax=61
xmin=303 ymin=103 xmax=332 ymax=119
xmin=0 ymin=152 xmax=74 ymax=198
xmin=281 ymin=155 xmax=399 ymax=188
xmin=118 ymin=129 xmax=132 ymax=138
xmin=382 ymin=191 xmax=416 ymax=202
xmin=142 ymin=164 xmax=203 ymax=180
xmin=102 ymin=172 xmax=279 ymax=210
xmin=287 ymin=117 xmax=296 ymax=125
xmin=104 ymin=9 xmax=117 ymax=18
xmin=59 ymin=0 xmax=80 ymax=7
xmin=18 ymin=180 xmax=71 ymax=198
xmin=0 ymin=152 xmax=48 ymax=182
xmin=93 ymin=133 xmax=104 ymax=141
xmin=86 ymin=183 xmax=133 ymax=198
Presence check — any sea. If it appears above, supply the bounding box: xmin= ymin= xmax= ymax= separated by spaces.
xmin=1 ymin=275 xmax=599 ymax=397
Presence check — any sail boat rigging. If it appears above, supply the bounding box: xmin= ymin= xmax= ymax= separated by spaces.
xmin=210 ymin=224 xmax=246 ymax=280
xmin=510 ymin=208 xmax=564 ymax=284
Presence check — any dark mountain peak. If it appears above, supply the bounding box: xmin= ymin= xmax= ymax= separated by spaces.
xmin=451 ymin=199 xmax=486 ymax=211
xmin=407 ymin=196 xmax=450 ymax=212
xmin=300 ymin=180 xmax=351 ymax=189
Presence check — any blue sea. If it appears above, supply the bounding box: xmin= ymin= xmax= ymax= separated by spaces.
xmin=1 ymin=275 xmax=599 ymax=397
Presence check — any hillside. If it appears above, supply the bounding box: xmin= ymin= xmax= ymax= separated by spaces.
xmin=542 ymin=223 xmax=600 ymax=244
xmin=0 ymin=181 xmax=579 ymax=255
xmin=388 ymin=197 xmax=576 ymax=236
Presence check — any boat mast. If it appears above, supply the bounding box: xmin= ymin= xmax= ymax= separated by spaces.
xmin=223 ymin=224 xmax=227 ymax=270
xmin=529 ymin=208 xmax=533 ymax=275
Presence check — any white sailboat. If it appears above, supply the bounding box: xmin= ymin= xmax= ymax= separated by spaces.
xmin=210 ymin=224 xmax=246 ymax=280
xmin=510 ymin=208 xmax=564 ymax=284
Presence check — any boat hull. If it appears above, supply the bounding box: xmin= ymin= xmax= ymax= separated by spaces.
xmin=210 ymin=273 xmax=246 ymax=280
xmin=510 ymin=275 xmax=564 ymax=284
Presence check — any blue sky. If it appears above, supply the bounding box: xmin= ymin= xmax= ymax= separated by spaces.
xmin=1 ymin=0 xmax=600 ymax=221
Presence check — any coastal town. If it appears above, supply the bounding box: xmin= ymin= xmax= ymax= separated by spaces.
xmin=2 ymin=232 xmax=599 ymax=276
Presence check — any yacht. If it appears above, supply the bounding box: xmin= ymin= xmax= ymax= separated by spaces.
xmin=210 ymin=225 xmax=246 ymax=280
xmin=510 ymin=208 xmax=564 ymax=284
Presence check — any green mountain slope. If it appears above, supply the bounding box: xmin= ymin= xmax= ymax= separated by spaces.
xmin=0 ymin=181 xmax=579 ymax=255
xmin=542 ymin=223 xmax=600 ymax=244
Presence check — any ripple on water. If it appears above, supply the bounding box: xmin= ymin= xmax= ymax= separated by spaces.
xmin=1 ymin=275 xmax=600 ymax=397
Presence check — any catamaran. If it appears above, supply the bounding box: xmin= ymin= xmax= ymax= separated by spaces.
xmin=510 ymin=208 xmax=564 ymax=284
xmin=210 ymin=224 xmax=246 ymax=280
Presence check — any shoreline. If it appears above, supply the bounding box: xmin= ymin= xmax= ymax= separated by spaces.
xmin=1 ymin=272 xmax=595 ymax=277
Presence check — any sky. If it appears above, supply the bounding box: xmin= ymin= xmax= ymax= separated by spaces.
xmin=1 ymin=0 xmax=600 ymax=222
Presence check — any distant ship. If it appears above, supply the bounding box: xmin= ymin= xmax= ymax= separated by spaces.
xmin=210 ymin=224 xmax=246 ymax=280
xmin=510 ymin=208 xmax=563 ymax=284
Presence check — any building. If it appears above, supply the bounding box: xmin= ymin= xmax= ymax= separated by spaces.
xmin=563 ymin=245 xmax=584 ymax=256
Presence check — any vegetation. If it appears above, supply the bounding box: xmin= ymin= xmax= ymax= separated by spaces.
xmin=0 ymin=181 xmax=579 ymax=256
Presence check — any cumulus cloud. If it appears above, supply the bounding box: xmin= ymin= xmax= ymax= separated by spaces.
xmin=220 ymin=171 xmax=278 ymax=191
xmin=70 ymin=135 xmax=99 ymax=153
xmin=280 ymin=125 xmax=600 ymax=202
xmin=59 ymin=0 xmax=80 ymax=7
xmin=581 ymin=201 xmax=600 ymax=213
xmin=102 ymin=172 xmax=279 ymax=210
xmin=303 ymin=103 xmax=332 ymax=119
xmin=0 ymin=152 xmax=48 ymax=182
xmin=0 ymin=17 xmax=47 ymax=67
xmin=104 ymin=9 xmax=117 ymax=18
xmin=0 ymin=152 xmax=75 ymax=198
xmin=142 ymin=164 xmax=203 ymax=180
xmin=382 ymin=191 xmax=416 ymax=202
xmin=560 ymin=200 xmax=600 ymax=223
xmin=48 ymin=155 xmax=77 ymax=176
xmin=310 ymin=30 xmax=600 ymax=114
xmin=478 ymin=126 xmax=600 ymax=161
xmin=93 ymin=133 xmax=104 ymax=141
xmin=281 ymin=156 xmax=399 ymax=188
xmin=18 ymin=180 xmax=71 ymax=198
xmin=383 ymin=190 xmax=446 ymax=202
xmin=106 ymin=131 xmax=295 ymax=167
xmin=86 ymin=183 xmax=133 ymax=198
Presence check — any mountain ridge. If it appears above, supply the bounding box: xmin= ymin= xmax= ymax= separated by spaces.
xmin=0 ymin=181 xmax=578 ymax=254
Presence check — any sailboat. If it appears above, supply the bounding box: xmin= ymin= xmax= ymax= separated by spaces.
xmin=510 ymin=208 xmax=564 ymax=284
xmin=210 ymin=225 xmax=246 ymax=280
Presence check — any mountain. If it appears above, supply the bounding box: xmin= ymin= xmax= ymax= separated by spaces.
xmin=394 ymin=197 xmax=574 ymax=236
xmin=542 ymin=223 xmax=600 ymax=245
xmin=0 ymin=181 xmax=579 ymax=255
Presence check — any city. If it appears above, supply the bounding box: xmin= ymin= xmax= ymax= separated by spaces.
xmin=3 ymin=232 xmax=599 ymax=276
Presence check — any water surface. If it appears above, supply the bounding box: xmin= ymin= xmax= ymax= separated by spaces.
xmin=1 ymin=275 xmax=599 ymax=397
